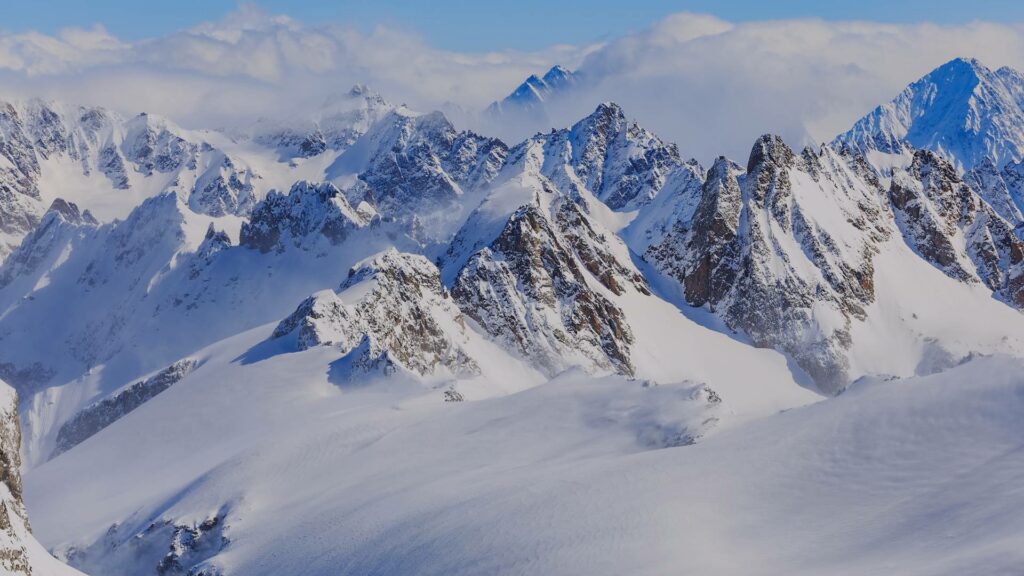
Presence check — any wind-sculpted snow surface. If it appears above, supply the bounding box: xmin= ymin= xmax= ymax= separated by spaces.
xmin=25 ymin=323 xmax=790 ymax=576
xmin=22 ymin=323 xmax=1024 ymax=575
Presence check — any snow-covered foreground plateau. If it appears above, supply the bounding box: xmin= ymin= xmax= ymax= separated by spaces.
xmin=24 ymin=334 xmax=1024 ymax=575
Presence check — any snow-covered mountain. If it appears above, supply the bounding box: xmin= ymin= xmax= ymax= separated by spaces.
xmin=486 ymin=65 xmax=581 ymax=118
xmin=835 ymin=57 xmax=1024 ymax=172
xmin=5 ymin=56 xmax=1024 ymax=575
xmin=250 ymin=84 xmax=395 ymax=161
xmin=0 ymin=99 xmax=273 ymax=258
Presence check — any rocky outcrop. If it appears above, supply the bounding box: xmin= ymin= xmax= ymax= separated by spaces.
xmin=0 ymin=199 xmax=98 ymax=290
xmin=0 ymin=382 xmax=30 ymax=574
xmin=560 ymin=102 xmax=683 ymax=210
xmin=239 ymin=181 xmax=371 ymax=253
xmin=273 ymin=250 xmax=479 ymax=379
xmin=121 ymin=113 xmax=198 ymax=176
xmin=60 ymin=509 xmax=228 ymax=576
xmin=645 ymin=136 xmax=886 ymax=394
xmin=53 ymin=359 xmax=197 ymax=457
xmin=964 ymin=157 xmax=1024 ymax=227
xmin=453 ymin=204 xmax=635 ymax=376
xmin=0 ymin=380 xmax=82 ymax=575
xmin=891 ymin=150 xmax=1024 ymax=306
xmin=342 ymin=110 xmax=507 ymax=237
xmin=187 ymin=153 xmax=257 ymax=217
xmin=0 ymin=100 xmax=263 ymax=258
xmin=647 ymin=156 xmax=745 ymax=308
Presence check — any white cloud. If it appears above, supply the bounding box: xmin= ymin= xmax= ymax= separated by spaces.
xmin=547 ymin=15 xmax=1024 ymax=162
xmin=0 ymin=5 xmax=587 ymax=129
xmin=0 ymin=7 xmax=1021 ymax=164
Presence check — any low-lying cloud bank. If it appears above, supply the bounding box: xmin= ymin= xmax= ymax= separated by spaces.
xmin=3 ymin=5 xmax=1023 ymax=162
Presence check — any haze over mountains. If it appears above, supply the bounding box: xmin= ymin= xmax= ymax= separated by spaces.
xmin=2 ymin=54 xmax=1024 ymax=575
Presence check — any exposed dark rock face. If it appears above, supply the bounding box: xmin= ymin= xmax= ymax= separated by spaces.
xmin=53 ymin=358 xmax=198 ymax=457
xmin=453 ymin=204 xmax=635 ymax=376
xmin=0 ymin=382 xmax=38 ymax=575
xmin=61 ymin=509 xmax=229 ymax=576
xmin=0 ymin=199 xmax=98 ymax=290
xmin=892 ymin=150 xmax=1024 ymax=306
xmin=964 ymin=157 xmax=1024 ymax=226
xmin=122 ymin=113 xmax=199 ymax=176
xmin=645 ymin=136 xmax=886 ymax=394
xmin=187 ymin=154 xmax=257 ymax=218
xmin=554 ymin=200 xmax=650 ymax=296
xmin=274 ymin=250 xmax=479 ymax=379
xmin=343 ymin=111 xmax=507 ymax=236
xmin=240 ymin=181 xmax=370 ymax=253
xmin=648 ymin=156 xmax=744 ymax=308
xmin=564 ymin=102 xmax=683 ymax=210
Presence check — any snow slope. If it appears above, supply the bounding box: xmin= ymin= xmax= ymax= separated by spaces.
xmin=24 ymin=326 xmax=1024 ymax=575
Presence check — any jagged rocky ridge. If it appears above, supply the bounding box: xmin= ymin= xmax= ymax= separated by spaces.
xmin=6 ymin=55 xmax=1024 ymax=576
xmin=0 ymin=100 xmax=262 ymax=258
xmin=338 ymin=109 xmax=508 ymax=239
xmin=643 ymin=137 xmax=887 ymax=394
xmin=240 ymin=181 xmax=375 ymax=253
xmin=891 ymin=150 xmax=1024 ymax=305
xmin=0 ymin=381 xmax=31 ymax=574
xmin=440 ymin=118 xmax=661 ymax=378
xmin=273 ymin=250 xmax=480 ymax=380
xmin=452 ymin=204 xmax=637 ymax=376
xmin=4 ymin=57 xmax=1024 ymax=469
xmin=52 ymin=359 xmax=197 ymax=458
xmin=0 ymin=380 xmax=81 ymax=575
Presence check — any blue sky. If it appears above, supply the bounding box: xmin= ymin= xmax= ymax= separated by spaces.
xmin=4 ymin=0 xmax=1024 ymax=51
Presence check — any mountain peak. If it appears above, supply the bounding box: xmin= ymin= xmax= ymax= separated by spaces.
xmin=834 ymin=56 xmax=1024 ymax=171
xmin=542 ymin=65 xmax=574 ymax=85
xmin=747 ymin=134 xmax=795 ymax=173
xmin=593 ymin=101 xmax=625 ymax=117
xmin=487 ymin=65 xmax=580 ymax=117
